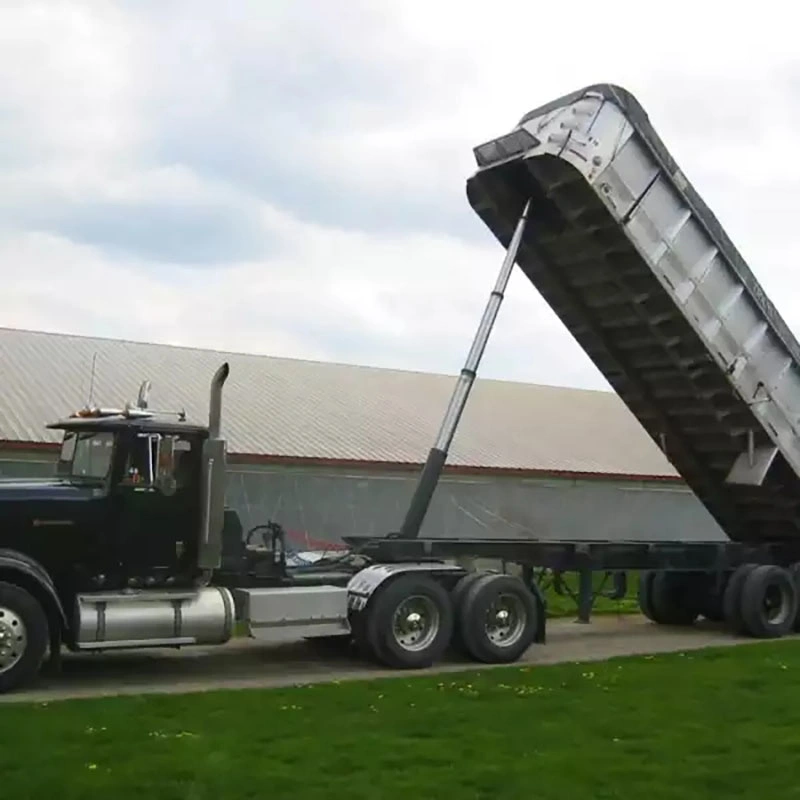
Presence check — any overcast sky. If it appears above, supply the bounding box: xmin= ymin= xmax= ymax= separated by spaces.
xmin=1 ymin=0 xmax=798 ymax=390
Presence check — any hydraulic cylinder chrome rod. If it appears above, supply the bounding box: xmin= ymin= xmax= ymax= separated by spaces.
xmin=397 ymin=198 xmax=532 ymax=539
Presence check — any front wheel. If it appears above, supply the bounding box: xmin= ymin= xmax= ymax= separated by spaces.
xmin=0 ymin=581 xmax=49 ymax=694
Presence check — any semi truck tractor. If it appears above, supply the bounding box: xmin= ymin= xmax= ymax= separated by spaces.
xmin=2 ymin=82 xmax=800 ymax=694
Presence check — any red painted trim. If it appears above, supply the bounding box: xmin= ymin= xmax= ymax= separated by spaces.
xmin=283 ymin=529 xmax=348 ymax=552
xmin=0 ymin=439 xmax=682 ymax=484
xmin=0 ymin=440 xmax=60 ymax=452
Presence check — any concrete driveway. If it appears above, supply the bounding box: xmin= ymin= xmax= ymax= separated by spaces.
xmin=1 ymin=614 xmax=783 ymax=705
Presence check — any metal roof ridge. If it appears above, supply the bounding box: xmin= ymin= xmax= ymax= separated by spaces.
xmin=0 ymin=325 xmax=616 ymax=395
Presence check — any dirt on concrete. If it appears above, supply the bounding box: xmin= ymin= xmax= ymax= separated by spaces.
xmin=1 ymin=614 xmax=784 ymax=705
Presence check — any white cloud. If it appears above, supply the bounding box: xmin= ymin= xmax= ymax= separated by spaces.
xmin=0 ymin=2 xmax=144 ymax=163
xmin=0 ymin=0 xmax=798 ymax=395
xmin=0 ymin=207 xmax=594 ymax=384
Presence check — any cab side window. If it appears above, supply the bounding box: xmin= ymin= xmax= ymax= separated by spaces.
xmin=121 ymin=434 xmax=157 ymax=486
xmin=120 ymin=432 xmax=195 ymax=493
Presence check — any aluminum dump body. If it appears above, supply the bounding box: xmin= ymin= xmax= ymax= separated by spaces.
xmin=466 ymin=83 xmax=800 ymax=543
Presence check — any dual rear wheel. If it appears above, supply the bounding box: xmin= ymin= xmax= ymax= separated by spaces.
xmin=354 ymin=571 xmax=541 ymax=670
xmin=639 ymin=565 xmax=800 ymax=640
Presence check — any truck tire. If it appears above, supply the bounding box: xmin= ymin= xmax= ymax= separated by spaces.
xmin=637 ymin=571 xmax=657 ymax=622
xmin=699 ymin=576 xmax=726 ymax=623
xmin=789 ymin=563 xmax=800 ymax=632
xmin=722 ymin=563 xmax=757 ymax=635
xmin=364 ymin=574 xmax=454 ymax=669
xmin=649 ymin=571 xmax=699 ymax=625
xmin=457 ymin=573 xmax=538 ymax=664
xmin=450 ymin=571 xmax=487 ymax=655
xmin=0 ymin=581 xmax=49 ymax=694
xmin=740 ymin=564 xmax=798 ymax=639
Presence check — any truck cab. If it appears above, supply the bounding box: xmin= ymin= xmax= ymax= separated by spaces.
xmin=0 ymin=364 xmax=236 ymax=693
xmin=40 ymin=413 xmax=210 ymax=592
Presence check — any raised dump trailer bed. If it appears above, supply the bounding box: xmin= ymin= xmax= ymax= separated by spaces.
xmin=462 ymin=83 xmax=800 ymax=545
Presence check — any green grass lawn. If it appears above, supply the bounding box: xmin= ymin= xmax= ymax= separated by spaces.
xmin=6 ymin=639 xmax=800 ymax=799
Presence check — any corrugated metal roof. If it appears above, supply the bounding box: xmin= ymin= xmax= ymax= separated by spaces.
xmin=0 ymin=326 xmax=678 ymax=478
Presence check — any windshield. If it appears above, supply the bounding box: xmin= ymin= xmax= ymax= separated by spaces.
xmin=57 ymin=431 xmax=115 ymax=480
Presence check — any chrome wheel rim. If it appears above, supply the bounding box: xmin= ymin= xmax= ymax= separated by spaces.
xmin=485 ymin=592 xmax=526 ymax=647
xmin=391 ymin=595 xmax=440 ymax=652
xmin=0 ymin=606 xmax=27 ymax=674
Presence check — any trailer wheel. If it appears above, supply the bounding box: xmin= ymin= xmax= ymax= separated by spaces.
xmin=740 ymin=565 xmax=798 ymax=639
xmin=698 ymin=575 xmax=726 ymax=623
xmin=0 ymin=581 xmax=49 ymax=694
xmin=788 ymin=563 xmax=800 ymax=632
xmin=637 ymin=571 xmax=657 ymax=622
xmin=722 ymin=563 xmax=757 ymax=635
xmin=365 ymin=574 xmax=454 ymax=669
xmin=457 ymin=574 xmax=538 ymax=664
xmin=649 ymin=572 xmax=699 ymax=626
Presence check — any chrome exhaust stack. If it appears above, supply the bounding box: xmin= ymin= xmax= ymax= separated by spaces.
xmin=208 ymin=362 xmax=230 ymax=439
xmin=198 ymin=362 xmax=230 ymax=574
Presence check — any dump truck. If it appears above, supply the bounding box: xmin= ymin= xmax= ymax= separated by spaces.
xmin=1 ymin=82 xmax=799 ymax=695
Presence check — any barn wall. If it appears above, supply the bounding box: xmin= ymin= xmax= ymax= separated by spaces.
xmin=0 ymin=447 xmax=727 ymax=546
xmin=0 ymin=449 xmax=56 ymax=478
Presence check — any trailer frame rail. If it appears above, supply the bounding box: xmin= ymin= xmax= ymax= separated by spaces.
xmin=343 ymin=534 xmax=800 ymax=573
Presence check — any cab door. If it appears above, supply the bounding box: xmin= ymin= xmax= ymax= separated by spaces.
xmin=112 ymin=431 xmax=200 ymax=582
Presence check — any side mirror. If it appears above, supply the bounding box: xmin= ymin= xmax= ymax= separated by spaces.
xmin=155 ymin=435 xmax=177 ymax=496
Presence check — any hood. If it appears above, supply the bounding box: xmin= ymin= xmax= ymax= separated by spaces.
xmin=0 ymin=477 xmax=102 ymax=503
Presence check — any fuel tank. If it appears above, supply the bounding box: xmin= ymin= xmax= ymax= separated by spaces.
xmin=74 ymin=586 xmax=235 ymax=649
